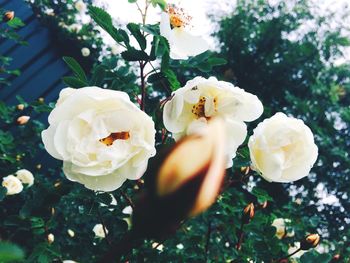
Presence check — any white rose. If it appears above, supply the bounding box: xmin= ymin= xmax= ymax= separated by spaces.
xmin=93 ymin=224 xmax=108 ymax=238
xmin=74 ymin=0 xmax=86 ymax=13
xmin=2 ymin=175 xmax=23 ymax=195
xmin=41 ymin=87 xmax=156 ymax=192
xmin=81 ymin=47 xmax=90 ymax=57
xmin=160 ymin=4 xmax=208 ymax=60
xmin=248 ymin=112 xmax=318 ymax=183
xmin=163 ymin=77 xmax=263 ymax=167
xmin=15 ymin=169 xmax=34 ymax=186
xmin=271 ymin=218 xmax=295 ymax=239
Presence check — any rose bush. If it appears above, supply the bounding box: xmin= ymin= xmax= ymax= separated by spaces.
xmin=42 ymin=87 xmax=156 ymax=191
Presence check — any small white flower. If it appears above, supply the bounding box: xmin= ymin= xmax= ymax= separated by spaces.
xmin=68 ymin=23 xmax=82 ymax=33
xmin=81 ymin=47 xmax=90 ymax=57
xmin=41 ymin=87 xmax=156 ymax=192
xmin=176 ymin=244 xmax=184 ymax=250
xmin=271 ymin=218 xmax=294 ymax=239
xmin=152 ymin=242 xmax=164 ymax=251
xmin=15 ymin=169 xmax=34 ymax=186
xmin=99 ymin=194 xmax=118 ymax=211
xmin=93 ymin=224 xmax=108 ymax=238
xmin=2 ymin=175 xmax=23 ymax=195
xmin=47 ymin=233 xmax=55 ymax=244
xmin=110 ymin=44 xmax=123 ymax=55
xmin=160 ymin=4 xmax=208 ymax=59
xmin=122 ymin=205 xmax=133 ymax=215
xmin=288 ymin=242 xmax=306 ymax=259
xmin=67 ymin=229 xmax=75 ymax=238
xmin=163 ymin=76 xmax=263 ymax=168
xmin=248 ymin=112 xmax=318 ymax=183
xmin=63 ymin=260 xmax=78 ymax=263
xmin=74 ymin=0 xmax=86 ymax=13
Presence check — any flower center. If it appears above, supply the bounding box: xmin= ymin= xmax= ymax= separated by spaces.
xmin=167 ymin=4 xmax=191 ymax=28
xmin=99 ymin=132 xmax=130 ymax=146
xmin=191 ymin=96 xmax=217 ymax=119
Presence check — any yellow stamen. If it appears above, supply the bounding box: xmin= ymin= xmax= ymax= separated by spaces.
xmin=167 ymin=4 xmax=192 ymax=28
xmin=99 ymin=132 xmax=130 ymax=146
xmin=191 ymin=96 xmax=218 ymax=119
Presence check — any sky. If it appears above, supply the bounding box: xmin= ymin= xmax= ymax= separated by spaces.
xmin=91 ymin=0 xmax=350 ymax=63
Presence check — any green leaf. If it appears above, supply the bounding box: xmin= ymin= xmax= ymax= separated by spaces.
xmin=150 ymin=0 xmax=167 ymax=10
xmin=163 ymin=69 xmax=180 ymax=90
xmin=90 ymin=65 xmax=106 ymax=86
xmin=0 ymin=187 xmax=7 ymax=201
xmin=0 ymin=242 xmax=25 ymax=263
xmin=7 ymin=17 xmax=25 ymax=29
xmin=207 ymin=57 xmax=227 ymax=66
xmin=62 ymin=56 xmax=87 ymax=82
xmin=121 ymin=49 xmax=149 ymax=61
xmin=127 ymin=23 xmax=147 ymax=50
xmin=62 ymin=77 xmax=87 ymax=88
xmin=88 ymin=6 xmax=125 ymax=43
xmin=251 ymin=187 xmax=273 ymax=203
xmin=128 ymin=0 xmax=137 ymax=2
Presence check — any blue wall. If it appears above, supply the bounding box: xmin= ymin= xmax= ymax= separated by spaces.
xmin=0 ymin=0 xmax=70 ymax=105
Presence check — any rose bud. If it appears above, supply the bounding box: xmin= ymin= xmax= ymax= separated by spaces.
xmin=17 ymin=116 xmax=30 ymax=125
xmin=330 ymin=254 xmax=341 ymax=262
xmin=132 ymin=118 xmax=226 ymax=239
xmin=242 ymin=203 xmax=255 ymax=223
xmin=3 ymin=11 xmax=14 ymax=22
xmin=17 ymin=104 xmax=25 ymax=111
xmin=300 ymin=234 xmax=320 ymax=250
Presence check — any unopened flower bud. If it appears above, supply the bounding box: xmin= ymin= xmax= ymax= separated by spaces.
xmin=260 ymin=201 xmax=268 ymax=209
xmin=3 ymin=11 xmax=14 ymax=22
xmin=36 ymin=164 xmax=42 ymax=170
xmin=242 ymin=203 xmax=255 ymax=223
xmin=67 ymin=229 xmax=75 ymax=238
xmin=47 ymin=233 xmax=55 ymax=244
xmin=133 ymin=119 xmax=226 ymax=238
xmin=38 ymin=97 xmax=44 ymax=103
xmin=17 ymin=104 xmax=25 ymax=110
xmin=240 ymin=166 xmax=250 ymax=175
xmin=17 ymin=116 xmax=30 ymax=125
xmin=300 ymin=234 xmax=320 ymax=250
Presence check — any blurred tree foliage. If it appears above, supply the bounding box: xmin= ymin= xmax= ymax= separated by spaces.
xmin=217 ymin=0 xmax=350 ymax=247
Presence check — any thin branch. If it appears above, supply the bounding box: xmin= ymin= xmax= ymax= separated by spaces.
xmin=235 ymin=221 xmax=245 ymax=251
xmin=120 ymin=190 xmax=135 ymax=209
xmin=139 ymin=61 xmax=147 ymax=111
xmin=97 ymin=207 xmax=112 ymax=246
xmin=205 ymin=221 xmax=212 ymax=262
xmin=274 ymin=247 xmax=302 ymax=262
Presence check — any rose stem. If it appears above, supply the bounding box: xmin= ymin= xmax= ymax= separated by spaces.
xmin=204 ymin=221 xmax=212 ymax=262
xmin=274 ymin=247 xmax=302 ymax=262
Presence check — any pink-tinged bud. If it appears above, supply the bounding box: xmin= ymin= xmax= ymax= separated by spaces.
xmin=3 ymin=11 xmax=14 ymax=22
xmin=132 ymin=119 xmax=226 ymax=239
xmin=156 ymin=118 xmax=226 ymax=216
xmin=17 ymin=116 xmax=30 ymax=125
xmin=300 ymin=234 xmax=320 ymax=250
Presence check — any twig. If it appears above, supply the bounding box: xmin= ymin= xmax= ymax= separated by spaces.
xmin=273 ymin=247 xmax=302 ymax=262
xmin=97 ymin=207 xmax=112 ymax=246
xmin=205 ymin=221 xmax=212 ymax=262
xmin=139 ymin=61 xmax=147 ymax=111
xmin=120 ymin=190 xmax=135 ymax=209
xmin=235 ymin=220 xmax=245 ymax=251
